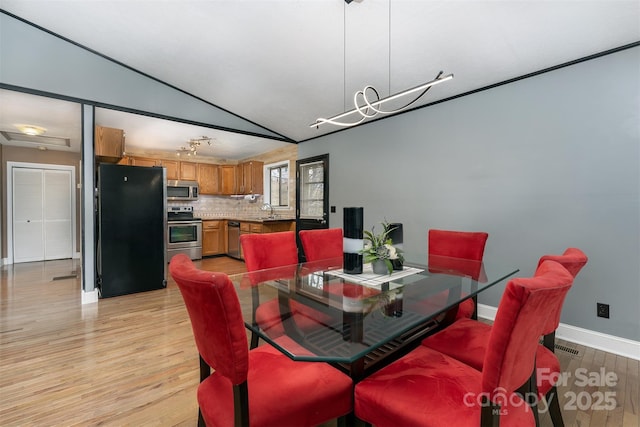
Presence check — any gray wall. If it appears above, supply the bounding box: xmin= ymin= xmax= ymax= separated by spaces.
xmin=299 ymin=46 xmax=640 ymax=341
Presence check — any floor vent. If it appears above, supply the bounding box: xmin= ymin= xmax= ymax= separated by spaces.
xmin=52 ymin=271 xmax=78 ymax=281
xmin=555 ymin=344 xmax=580 ymax=356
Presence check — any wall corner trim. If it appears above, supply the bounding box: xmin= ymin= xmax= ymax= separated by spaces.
xmin=81 ymin=289 xmax=98 ymax=305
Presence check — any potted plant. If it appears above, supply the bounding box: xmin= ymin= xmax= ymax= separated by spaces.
xmin=361 ymin=222 xmax=405 ymax=274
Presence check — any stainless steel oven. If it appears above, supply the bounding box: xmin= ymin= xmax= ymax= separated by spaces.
xmin=167 ymin=206 xmax=202 ymax=261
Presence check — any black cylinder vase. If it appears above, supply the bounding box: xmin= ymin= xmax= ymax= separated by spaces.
xmin=388 ymin=222 xmax=404 ymax=271
xmin=343 ymin=207 xmax=364 ymax=274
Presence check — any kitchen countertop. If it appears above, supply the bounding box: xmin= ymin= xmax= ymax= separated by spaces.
xmin=199 ymin=216 xmax=295 ymax=223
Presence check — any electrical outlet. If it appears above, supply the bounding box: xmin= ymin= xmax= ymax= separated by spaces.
xmin=597 ymin=303 xmax=610 ymax=319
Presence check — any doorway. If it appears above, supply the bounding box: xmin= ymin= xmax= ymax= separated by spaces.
xmin=7 ymin=162 xmax=76 ymax=264
xmin=295 ymin=154 xmax=329 ymax=261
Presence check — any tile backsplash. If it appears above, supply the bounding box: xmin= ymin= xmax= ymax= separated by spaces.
xmin=170 ymin=195 xmax=295 ymax=219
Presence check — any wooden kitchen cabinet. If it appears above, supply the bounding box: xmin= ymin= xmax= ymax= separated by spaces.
xmin=220 ymin=165 xmax=237 ymax=195
xmin=202 ymin=220 xmax=224 ymax=256
xmin=180 ymin=161 xmax=198 ymax=181
xmin=159 ymin=159 xmax=179 ymax=180
xmin=238 ymin=161 xmax=264 ymax=194
xmin=198 ymin=163 xmax=220 ymax=194
xmin=237 ymin=220 xmax=294 ymax=259
xmin=130 ymin=157 xmax=158 ymax=168
xmin=95 ymin=126 xmax=125 ymax=161
xmin=129 ymin=157 xmax=187 ymax=181
xmin=239 ymin=220 xmax=294 ymax=234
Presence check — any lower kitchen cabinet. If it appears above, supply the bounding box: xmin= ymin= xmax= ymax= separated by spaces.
xmin=202 ymin=220 xmax=225 ymax=256
xmin=237 ymin=220 xmax=295 ymax=259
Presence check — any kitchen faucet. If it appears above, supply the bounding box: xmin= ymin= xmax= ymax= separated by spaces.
xmin=261 ymin=203 xmax=275 ymax=218
xmin=261 ymin=203 xmax=274 ymax=217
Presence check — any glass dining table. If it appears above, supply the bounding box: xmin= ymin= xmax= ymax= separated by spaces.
xmin=227 ymin=255 xmax=519 ymax=380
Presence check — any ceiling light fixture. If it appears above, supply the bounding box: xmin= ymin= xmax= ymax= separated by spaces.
xmin=16 ymin=124 xmax=47 ymax=136
xmin=310 ymin=72 xmax=453 ymax=128
xmin=311 ymin=1 xmax=453 ymax=128
xmin=176 ymin=136 xmax=212 ymax=157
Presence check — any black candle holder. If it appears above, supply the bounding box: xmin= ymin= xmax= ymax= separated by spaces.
xmin=343 ymin=207 xmax=364 ymax=274
xmin=388 ymin=222 xmax=404 ymax=271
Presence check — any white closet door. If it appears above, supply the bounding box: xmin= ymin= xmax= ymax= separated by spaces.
xmin=12 ymin=167 xmax=73 ymax=263
xmin=13 ymin=168 xmax=45 ymax=263
xmin=44 ymin=170 xmax=73 ymax=260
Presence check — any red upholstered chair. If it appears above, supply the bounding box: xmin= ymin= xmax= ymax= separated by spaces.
xmin=422 ymin=247 xmax=588 ymax=426
xmin=354 ymin=260 xmax=574 ymax=427
xmin=240 ymin=231 xmax=334 ymax=348
xmin=169 ymin=254 xmax=353 ymax=427
xmin=428 ymin=229 xmax=489 ymax=320
xmin=299 ymin=228 xmax=344 ymax=262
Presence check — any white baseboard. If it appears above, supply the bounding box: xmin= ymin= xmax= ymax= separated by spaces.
xmin=81 ymin=289 xmax=99 ymax=304
xmin=477 ymin=304 xmax=640 ymax=361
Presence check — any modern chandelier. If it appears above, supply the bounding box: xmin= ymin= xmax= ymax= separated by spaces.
xmin=310 ymin=71 xmax=453 ymax=128
xmin=176 ymin=136 xmax=212 ymax=156
xmin=310 ymin=0 xmax=453 ymax=129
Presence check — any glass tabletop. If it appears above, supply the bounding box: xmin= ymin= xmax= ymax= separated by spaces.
xmin=228 ymin=256 xmax=519 ymax=364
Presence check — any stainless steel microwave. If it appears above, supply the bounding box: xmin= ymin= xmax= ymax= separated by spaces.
xmin=166 ymin=180 xmax=199 ymax=201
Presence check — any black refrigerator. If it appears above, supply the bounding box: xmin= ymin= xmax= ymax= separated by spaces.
xmin=97 ymin=164 xmax=167 ymax=298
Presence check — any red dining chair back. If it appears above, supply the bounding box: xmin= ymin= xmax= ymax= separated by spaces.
xmin=240 ymin=231 xmax=334 ymax=348
xmin=537 ymin=247 xmax=588 ymax=337
xmin=428 ymin=229 xmax=489 ymax=320
xmin=482 ymin=260 xmax=574 ymax=396
xmin=299 ymin=228 xmax=343 ymax=262
xmin=535 ymin=247 xmax=587 ymax=426
xmin=428 ymin=229 xmax=489 ymax=260
xmin=421 ymin=247 xmax=588 ymax=427
xmin=241 ymin=231 xmax=299 ymax=271
xmin=170 ymin=254 xmax=353 ymax=427
xmin=354 ymin=259 xmax=574 ymax=427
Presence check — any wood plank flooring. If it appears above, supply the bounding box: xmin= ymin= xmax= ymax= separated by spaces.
xmin=0 ymin=257 xmax=637 ymax=426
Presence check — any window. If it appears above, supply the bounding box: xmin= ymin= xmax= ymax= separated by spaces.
xmin=264 ymin=161 xmax=289 ymax=207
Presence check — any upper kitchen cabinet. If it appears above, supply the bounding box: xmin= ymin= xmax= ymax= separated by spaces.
xmin=220 ymin=165 xmax=237 ymax=195
xmin=159 ymin=159 xmax=179 ymax=180
xmin=130 ymin=157 xmax=158 ymax=168
xmin=198 ymin=163 xmax=220 ymax=195
xmin=95 ymin=126 xmax=125 ymax=162
xmin=238 ymin=161 xmax=264 ymax=195
xmin=128 ymin=157 xmax=190 ymax=181
xmin=180 ymin=161 xmax=198 ymax=181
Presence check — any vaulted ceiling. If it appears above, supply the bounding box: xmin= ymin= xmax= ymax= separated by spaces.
xmin=1 ymin=1 xmax=638 ymax=158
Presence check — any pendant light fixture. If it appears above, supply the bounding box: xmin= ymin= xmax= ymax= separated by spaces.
xmin=311 ymin=1 xmax=453 ymax=129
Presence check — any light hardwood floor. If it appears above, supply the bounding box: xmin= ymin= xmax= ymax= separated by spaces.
xmin=0 ymin=257 xmax=637 ymax=426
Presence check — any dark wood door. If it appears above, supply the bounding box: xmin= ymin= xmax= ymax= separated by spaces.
xmin=296 ymin=154 xmax=329 ymax=261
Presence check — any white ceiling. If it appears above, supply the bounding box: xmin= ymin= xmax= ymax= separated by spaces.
xmin=1 ymin=1 xmax=638 ymax=158
xmin=0 ymin=89 xmax=82 ymax=153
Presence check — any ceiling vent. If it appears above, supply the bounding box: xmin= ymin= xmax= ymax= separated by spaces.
xmin=0 ymin=131 xmax=71 ymax=148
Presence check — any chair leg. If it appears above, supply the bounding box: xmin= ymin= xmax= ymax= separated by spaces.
xmin=470 ymin=295 xmax=478 ymax=320
xmin=250 ymin=331 xmax=260 ymax=349
xmin=480 ymin=395 xmax=500 ymax=427
xmin=233 ymin=382 xmax=250 ymax=427
xmin=546 ymin=385 xmax=565 ymax=427
xmin=336 ymin=414 xmax=355 ymax=427
xmin=197 ymin=355 xmax=211 ymax=426
xmin=517 ymin=366 xmax=540 ymax=427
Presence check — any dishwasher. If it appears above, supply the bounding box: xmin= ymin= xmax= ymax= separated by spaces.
xmin=227 ymin=221 xmax=241 ymax=259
